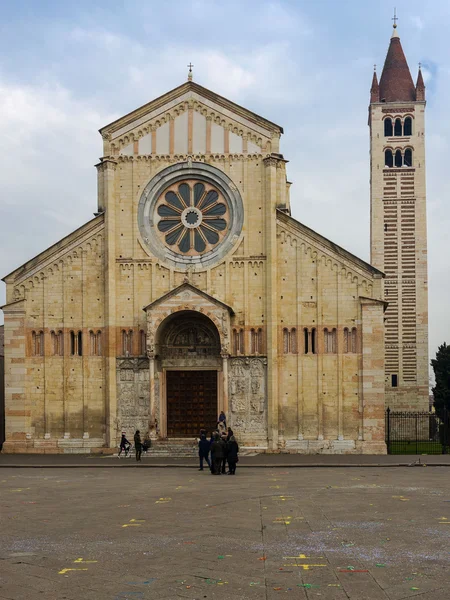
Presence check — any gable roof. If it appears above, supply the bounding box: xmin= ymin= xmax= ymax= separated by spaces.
xmin=143 ymin=282 xmax=234 ymax=315
xmin=99 ymin=81 xmax=283 ymax=137
xmin=276 ymin=210 xmax=384 ymax=278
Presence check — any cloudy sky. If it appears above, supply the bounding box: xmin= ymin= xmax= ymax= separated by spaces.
xmin=0 ymin=0 xmax=449 ymax=368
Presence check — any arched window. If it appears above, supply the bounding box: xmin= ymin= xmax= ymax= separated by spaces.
xmin=139 ymin=329 xmax=147 ymax=355
xmin=32 ymin=331 xmax=44 ymax=356
xmin=394 ymin=118 xmax=402 ymax=136
xmin=385 ymin=149 xmax=393 ymax=168
xmin=122 ymin=329 xmax=133 ymax=356
xmin=311 ymin=328 xmax=316 ymax=354
xmin=89 ymin=330 xmax=96 ymax=355
xmin=70 ymin=331 xmax=76 ymax=356
xmin=232 ymin=329 xmax=239 ymax=355
xmin=57 ymin=330 xmax=63 ymax=356
xmin=290 ymin=328 xmax=297 ymax=354
xmin=343 ymin=328 xmax=349 ymax=353
xmin=404 ymin=148 xmax=413 ymax=167
xmin=384 ymin=118 xmax=393 ymax=136
xmin=251 ymin=328 xmax=257 ymax=354
xmin=404 ymin=117 xmax=412 ymax=136
xmin=395 ymin=149 xmax=403 ymax=168
xmin=351 ymin=327 xmax=357 ymax=354
xmin=77 ymin=331 xmax=83 ymax=356
xmin=304 ymin=328 xmax=309 ymax=354
xmin=283 ymin=328 xmax=289 ymax=354
xmin=239 ymin=329 xmax=245 ymax=355
xmin=51 ymin=331 xmax=57 ymax=355
xmin=257 ymin=328 xmax=263 ymax=354
xmin=324 ymin=328 xmax=336 ymax=353
xmin=96 ymin=331 xmax=102 ymax=356
xmin=232 ymin=328 xmax=245 ymax=355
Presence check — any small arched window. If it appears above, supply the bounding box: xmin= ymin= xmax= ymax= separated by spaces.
xmin=395 ymin=149 xmax=403 ymax=168
xmin=56 ymin=330 xmax=63 ymax=356
xmin=404 ymin=148 xmax=413 ymax=167
xmin=89 ymin=330 xmax=96 ymax=355
xmin=232 ymin=328 xmax=245 ymax=355
xmin=304 ymin=328 xmax=309 ymax=354
xmin=251 ymin=328 xmax=257 ymax=354
xmin=343 ymin=328 xmax=349 ymax=353
xmin=239 ymin=329 xmax=245 ymax=355
xmin=283 ymin=328 xmax=289 ymax=354
xmin=139 ymin=329 xmax=147 ymax=355
xmin=77 ymin=331 xmax=83 ymax=356
xmin=96 ymin=331 xmax=102 ymax=356
xmin=394 ymin=118 xmax=402 ymax=136
xmin=311 ymin=328 xmax=316 ymax=354
xmin=351 ymin=328 xmax=357 ymax=354
xmin=257 ymin=328 xmax=263 ymax=354
xmin=324 ymin=328 xmax=337 ymax=353
xmin=384 ymin=118 xmax=393 ymax=136
xmin=385 ymin=149 xmax=393 ymax=168
xmin=290 ymin=328 xmax=297 ymax=354
xmin=404 ymin=117 xmax=412 ymax=136
xmin=122 ymin=329 xmax=133 ymax=356
xmin=51 ymin=331 xmax=57 ymax=355
xmin=70 ymin=331 xmax=76 ymax=356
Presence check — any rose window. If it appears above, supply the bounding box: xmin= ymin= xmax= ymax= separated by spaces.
xmin=155 ymin=180 xmax=228 ymax=255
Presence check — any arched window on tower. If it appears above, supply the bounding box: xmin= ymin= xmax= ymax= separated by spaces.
xmin=404 ymin=148 xmax=413 ymax=167
xmin=311 ymin=328 xmax=317 ymax=354
xmin=70 ymin=331 xmax=76 ymax=356
xmin=404 ymin=117 xmax=412 ymax=136
xmin=324 ymin=328 xmax=337 ymax=353
xmin=232 ymin=328 xmax=245 ymax=355
xmin=395 ymin=149 xmax=403 ymax=168
xmin=89 ymin=330 xmax=96 ymax=355
xmin=385 ymin=149 xmax=393 ymax=168
xmin=384 ymin=118 xmax=393 ymax=136
xmin=394 ymin=118 xmax=402 ymax=136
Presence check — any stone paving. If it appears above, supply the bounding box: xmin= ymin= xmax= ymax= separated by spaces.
xmin=0 ymin=467 xmax=450 ymax=599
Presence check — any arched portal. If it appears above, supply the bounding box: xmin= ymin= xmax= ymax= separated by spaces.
xmin=155 ymin=311 xmax=222 ymax=437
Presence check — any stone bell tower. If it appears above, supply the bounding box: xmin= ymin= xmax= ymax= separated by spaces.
xmin=369 ymin=20 xmax=429 ymax=410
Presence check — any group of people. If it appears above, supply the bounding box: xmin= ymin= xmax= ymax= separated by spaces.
xmin=197 ymin=411 xmax=240 ymax=475
xmin=118 ymin=430 xmax=152 ymax=461
xmin=118 ymin=411 xmax=240 ymax=472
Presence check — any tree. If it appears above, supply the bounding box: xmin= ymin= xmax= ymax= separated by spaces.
xmin=432 ymin=342 xmax=450 ymax=418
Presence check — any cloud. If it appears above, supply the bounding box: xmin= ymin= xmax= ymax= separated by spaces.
xmin=410 ymin=16 xmax=425 ymax=31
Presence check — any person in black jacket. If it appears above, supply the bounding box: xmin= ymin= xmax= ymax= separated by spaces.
xmin=210 ymin=433 xmax=225 ymax=475
xmin=134 ymin=430 xmax=142 ymax=462
xmin=227 ymin=435 xmax=239 ymax=475
xmin=221 ymin=433 xmax=228 ymax=473
xmin=198 ymin=434 xmax=211 ymax=471
xmin=118 ymin=432 xmax=130 ymax=457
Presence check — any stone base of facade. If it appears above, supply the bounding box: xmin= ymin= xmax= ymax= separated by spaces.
xmin=1 ymin=439 xmax=111 ymax=454
xmin=281 ymin=439 xmax=387 ymax=455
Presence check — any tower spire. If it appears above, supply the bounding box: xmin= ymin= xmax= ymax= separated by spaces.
xmin=416 ymin=63 xmax=426 ymax=101
xmin=370 ymin=65 xmax=380 ymax=103
xmin=378 ymin=14 xmax=415 ymax=102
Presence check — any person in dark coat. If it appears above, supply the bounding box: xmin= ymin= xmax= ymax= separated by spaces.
xmin=198 ymin=434 xmax=211 ymax=471
xmin=227 ymin=435 xmax=239 ymax=475
xmin=210 ymin=433 xmax=225 ymax=475
xmin=226 ymin=427 xmax=234 ymax=441
xmin=134 ymin=430 xmax=142 ymax=462
xmin=119 ymin=432 xmax=130 ymax=457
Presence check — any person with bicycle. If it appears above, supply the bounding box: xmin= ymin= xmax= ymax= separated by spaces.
xmin=118 ymin=432 xmax=131 ymax=457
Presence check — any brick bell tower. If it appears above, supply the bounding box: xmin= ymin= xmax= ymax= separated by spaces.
xmin=369 ymin=19 xmax=429 ymax=411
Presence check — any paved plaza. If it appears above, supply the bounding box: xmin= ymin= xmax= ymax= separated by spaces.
xmin=0 ymin=467 xmax=449 ymax=600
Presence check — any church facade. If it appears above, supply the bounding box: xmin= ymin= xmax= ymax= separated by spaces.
xmin=1 ymin=25 xmax=425 ymax=455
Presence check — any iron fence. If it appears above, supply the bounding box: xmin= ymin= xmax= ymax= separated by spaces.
xmin=385 ymin=407 xmax=450 ymax=454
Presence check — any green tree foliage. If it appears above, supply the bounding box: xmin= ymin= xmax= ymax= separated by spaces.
xmin=432 ymin=342 xmax=450 ymax=418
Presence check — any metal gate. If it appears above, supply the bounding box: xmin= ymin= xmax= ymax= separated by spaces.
xmin=385 ymin=407 xmax=450 ymax=454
